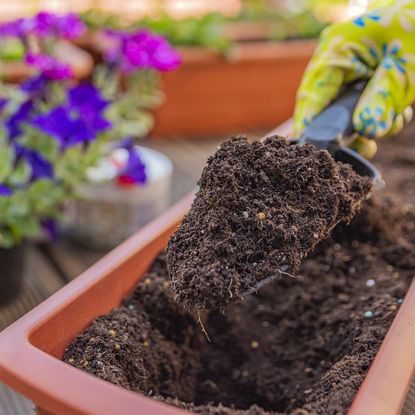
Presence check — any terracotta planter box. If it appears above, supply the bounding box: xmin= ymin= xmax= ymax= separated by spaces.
xmin=0 ymin=123 xmax=414 ymax=414
xmin=76 ymin=31 xmax=315 ymax=137
xmin=151 ymin=40 xmax=316 ymax=137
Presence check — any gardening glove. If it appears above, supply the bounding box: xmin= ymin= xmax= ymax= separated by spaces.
xmin=293 ymin=0 xmax=415 ymax=158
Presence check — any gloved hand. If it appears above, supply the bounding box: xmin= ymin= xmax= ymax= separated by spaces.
xmin=293 ymin=0 xmax=415 ymax=158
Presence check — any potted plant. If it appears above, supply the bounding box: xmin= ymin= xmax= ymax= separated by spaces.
xmin=0 ymin=11 xmax=181 ymax=302
xmin=0 ymin=122 xmax=414 ymax=415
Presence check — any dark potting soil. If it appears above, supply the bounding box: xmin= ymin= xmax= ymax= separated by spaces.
xmin=64 ymin=125 xmax=415 ymax=414
xmin=166 ymin=136 xmax=372 ymax=310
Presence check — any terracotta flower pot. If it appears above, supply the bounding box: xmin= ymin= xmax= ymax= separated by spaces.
xmin=151 ymin=40 xmax=316 ymax=137
xmin=0 ymin=243 xmax=25 ymax=306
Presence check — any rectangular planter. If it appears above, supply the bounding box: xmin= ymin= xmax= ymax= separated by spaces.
xmin=151 ymin=40 xmax=316 ymax=137
xmin=0 ymin=123 xmax=414 ymax=415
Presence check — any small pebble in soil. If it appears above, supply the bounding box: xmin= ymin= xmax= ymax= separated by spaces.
xmin=128 ymin=304 xmax=135 ymax=310
xmin=114 ymin=343 xmax=121 ymax=351
xmin=144 ymin=278 xmax=151 ymax=285
xmin=384 ymin=293 xmax=391 ymax=299
xmin=68 ymin=358 xmax=74 ymax=364
xmin=257 ymin=212 xmax=266 ymax=220
xmin=366 ymin=279 xmax=376 ymax=287
xmin=250 ymin=341 xmax=259 ymax=349
xmin=386 ymin=265 xmax=394 ymax=272
xmin=337 ymin=293 xmax=350 ymax=303
xmin=304 ymin=389 xmax=313 ymax=395
xmin=389 ymin=304 xmax=398 ymax=311
xmin=143 ymin=340 xmax=150 ymax=347
xmin=262 ymin=321 xmax=269 ymax=328
xmin=108 ymin=329 xmax=116 ymax=337
xmin=364 ymin=311 xmax=374 ymax=318
xmin=397 ymin=298 xmax=404 ymax=304
xmin=82 ymin=360 xmax=88 ymax=367
xmin=242 ymin=211 xmax=249 ymax=219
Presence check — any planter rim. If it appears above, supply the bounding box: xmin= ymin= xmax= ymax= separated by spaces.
xmin=176 ymin=39 xmax=317 ymax=65
xmin=0 ymin=120 xmax=414 ymax=415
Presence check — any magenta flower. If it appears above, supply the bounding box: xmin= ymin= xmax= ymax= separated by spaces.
xmin=55 ymin=13 xmax=86 ymax=39
xmin=32 ymin=11 xmax=56 ymax=37
xmin=0 ymin=12 xmax=85 ymax=40
xmin=25 ymin=53 xmax=73 ymax=80
xmin=0 ymin=18 xmax=32 ymax=38
xmin=104 ymin=29 xmax=181 ymax=73
xmin=0 ymin=184 xmax=12 ymax=197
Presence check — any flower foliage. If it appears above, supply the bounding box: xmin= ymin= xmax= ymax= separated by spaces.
xmin=0 ymin=11 xmax=181 ymax=248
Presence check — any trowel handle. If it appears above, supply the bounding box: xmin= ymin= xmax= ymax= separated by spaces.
xmin=300 ymin=81 xmax=367 ymax=151
xmin=330 ymin=81 xmax=367 ymax=135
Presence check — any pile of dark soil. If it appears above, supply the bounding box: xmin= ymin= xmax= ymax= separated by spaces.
xmin=63 ymin=125 xmax=415 ymax=414
xmin=64 ymin=201 xmax=415 ymax=415
xmin=166 ymin=136 xmax=371 ymax=309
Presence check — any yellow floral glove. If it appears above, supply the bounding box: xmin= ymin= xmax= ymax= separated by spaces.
xmin=294 ymin=0 xmax=415 ymax=156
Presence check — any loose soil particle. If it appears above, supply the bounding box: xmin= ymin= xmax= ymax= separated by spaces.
xmin=166 ymin=136 xmax=371 ymax=310
xmin=64 ymin=124 xmax=415 ymax=415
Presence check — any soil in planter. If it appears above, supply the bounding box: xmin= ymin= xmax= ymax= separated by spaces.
xmin=166 ymin=136 xmax=372 ymax=310
xmin=64 ymin=125 xmax=415 ymax=414
xmin=64 ymin=200 xmax=415 ymax=415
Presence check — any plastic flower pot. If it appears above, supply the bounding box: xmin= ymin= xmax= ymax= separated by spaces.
xmin=65 ymin=146 xmax=173 ymax=250
xmin=0 ymin=243 xmax=25 ymax=306
xmin=151 ymin=40 xmax=316 ymax=137
xmin=0 ymin=123 xmax=414 ymax=415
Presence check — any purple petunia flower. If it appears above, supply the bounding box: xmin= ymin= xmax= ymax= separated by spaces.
xmin=41 ymin=218 xmax=58 ymax=240
xmin=117 ymin=144 xmax=147 ymax=186
xmin=20 ymin=74 xmax=48 ymax=95
xmin=5 ymin=100 xmax=34 ymax=140
xmin=32 ymin=106 xmax=95 ymax=150
xmin=0 ymin=98 xmax=8 ymax=113
xmin=68 ymin=83 xmax=110 ymax=117
xmin=68 ymin=83 xmax=112 ymax=129
xmin=104 ymin=29 xmax=181 ymax=73
xmin=25 ymin=53 xmax=73 ymax=80
xmin=15 ymin=145 xmax=53 ymax=181
xmin=0 ymin=184 xmax=12 ymax=197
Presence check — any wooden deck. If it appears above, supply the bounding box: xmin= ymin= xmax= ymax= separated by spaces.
xmin=0 ymin=133 xmax=414 ymax=415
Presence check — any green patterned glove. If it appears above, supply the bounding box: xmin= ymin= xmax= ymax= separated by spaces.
xmin=294 ymin=0 xmax=415 ymax=155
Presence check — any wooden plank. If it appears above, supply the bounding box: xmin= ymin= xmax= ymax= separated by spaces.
xmin=403 ymin=378 xmax=415 ymax=415
xmin=0 ymin=245 xmax=65 ymax=331
xmin=0 ymin=245 xmax=65 ymax=415
xmin=0 ymin=384 xmax=33 ymax=415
